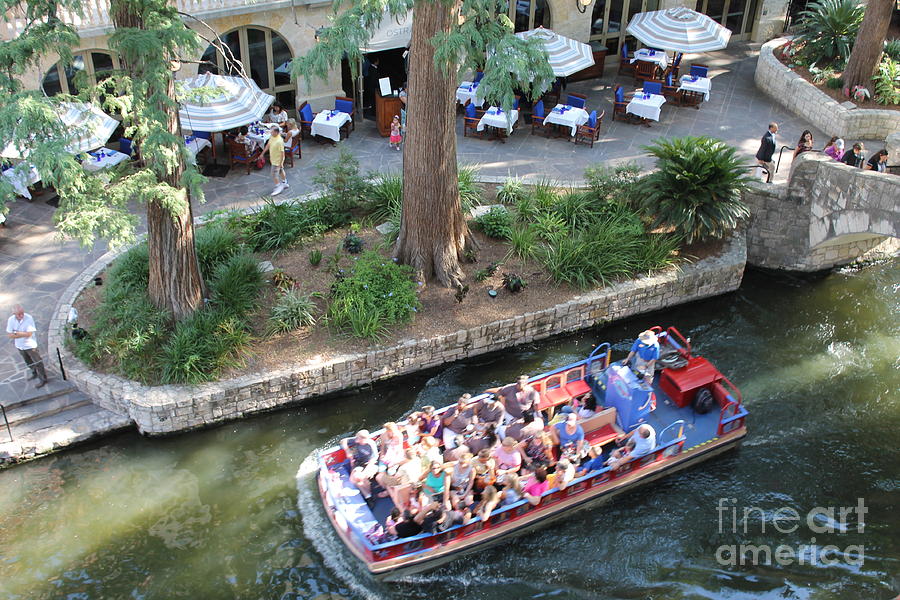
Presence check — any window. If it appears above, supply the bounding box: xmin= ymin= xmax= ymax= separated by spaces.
xmin=41 ymin=50 xmax=119 ymax=96
xmin=197 ymin=26 xmax=296 ymax=111
xmin=589 ymin=0 xmax=660 ymax=55
xmin=510 ymin=0 xmax=551 ymax=33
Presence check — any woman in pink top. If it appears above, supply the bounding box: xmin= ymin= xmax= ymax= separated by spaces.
xmin=823 ymin=137 xmax=844 ymax=161
xmin=493 ymin=437 xmax=522 ymax=482
xmin=523 ymin=467 xmax=549 ymax=505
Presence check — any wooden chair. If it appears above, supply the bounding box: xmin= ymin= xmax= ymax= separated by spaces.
xmin=462 ymin=101 xmax=484 ymax=138
xmin=664 ymin=52 xmax=683 ymax=81
xmin=634 ymin=60 xmax=658 ymax=86
xmin=642 ymin=80 xmax=663 ymax=96
xmin=612 ymin=85 xmax=631 ymax=123
xmin=334 ymin=96 xmax=355 ymax=132
xmin=659 ymin=75 xmax=680 ymax=105
xmin=566 ymin=92 xmax=587 ymax=109
xmin=227 ymin=138 xmax=261 ymax=175
xmin=297 ymin=102 xmax=315 ymax=139
xmin=530 ymin=99 xmax=551 ymax=137
xmin=283 ymin=136 xmax=301 ymax=168
xmin=618 ymin=42 xmax=635 ymax=77
xmin=575 ymin=109 xmax=604 ymax=148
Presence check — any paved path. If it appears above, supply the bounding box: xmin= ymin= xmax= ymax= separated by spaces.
xmin=0 ymin=43 xmax=842 ymax=455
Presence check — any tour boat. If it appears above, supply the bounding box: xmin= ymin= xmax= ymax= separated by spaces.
xmin=315 ymin=326 xmax=749 ymax=580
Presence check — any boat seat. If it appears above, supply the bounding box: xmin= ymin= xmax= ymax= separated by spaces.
xmin=565 ymin=379 xmax=591 ymax=398
xmin=581 ymin=407 xmax=623 ymax=447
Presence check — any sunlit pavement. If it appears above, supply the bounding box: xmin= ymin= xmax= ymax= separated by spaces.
xmin=0 ymin=41 xmax=860 ymax=403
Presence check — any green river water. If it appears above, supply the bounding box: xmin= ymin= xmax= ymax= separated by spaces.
xmin=1 ymin=260 xmax=898 ymax=600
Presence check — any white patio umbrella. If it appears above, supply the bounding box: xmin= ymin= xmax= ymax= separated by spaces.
xmin=514 ymin=27 xmax=595 ymax=77
xmin=625 ymin=6 xmax=731 ymax=53
xmin=1 ymin=101 xmax=118 ymax=159
xmin=177 ymin=73 xmax=275 ymax=133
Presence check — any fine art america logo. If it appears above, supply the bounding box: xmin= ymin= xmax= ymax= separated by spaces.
xmin=715 ymin=498 xmax=867 ymax=567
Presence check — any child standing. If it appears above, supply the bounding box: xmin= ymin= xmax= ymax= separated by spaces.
xmin=389 ymin=115 xmax=402 ymax=151
xmin=264 ymin=125 xmax=287 ymax=196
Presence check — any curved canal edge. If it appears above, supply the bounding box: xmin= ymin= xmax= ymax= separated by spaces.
xmin=44 ymin=231 xmax=746 ymax=439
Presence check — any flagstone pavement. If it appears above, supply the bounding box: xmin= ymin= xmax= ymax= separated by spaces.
xmin=0 ymin=41 xmax=867 ymax=408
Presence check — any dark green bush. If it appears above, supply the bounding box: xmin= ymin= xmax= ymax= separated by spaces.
xmin=795 ymin=0 xmax=863 ymax=66
xmin=195 ymin=224 xmax=241 ymax=278
xmin=268 ymin=290 xmax=317 ymax=334
xmin=583 ymin=164 xmax=642 ymax=202
xmin=159 ymin=308 xmax=251 ymax=384
xmin=312 ymin=150 xmax=371 ymax=213
xmin=474 ymin=206 xmax=513 ymax=239
xmin=107 ymin=243 xmax=149 ymax=292
xmin=885 ymin=39 xmax=900 ymax=62
xmin=208 ymin=252 xmax=264 ymax=317
xmin=826 ymin=76 xmax=845 ymax=89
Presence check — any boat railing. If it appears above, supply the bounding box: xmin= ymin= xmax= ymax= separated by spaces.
xmin=664 ymin=326 xmax=691 ymax=356
xmin=717 ymin=400 xmax=749 ymax=436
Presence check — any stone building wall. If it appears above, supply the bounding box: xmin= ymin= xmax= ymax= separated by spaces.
xmin=49 ymin=232 xmax=747 ymax=436
xmin=755 ymin=39 xmax=900 ymax=142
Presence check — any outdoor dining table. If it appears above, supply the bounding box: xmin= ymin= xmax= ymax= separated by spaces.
xmin=626 ymin=92 xmax=667 ymax=124
xmin=543 ymin=104 xmax=590 ymax=136
xmin=456 ymin=81 xmax=484 ymax=107
xmin=630 ymin=48 xmax=669 ymax=71
xmin=2 ymin=164 xmax=40 ymax=200
xmin=310 ymin=110 xmax=351 ymax=143
xmin=476 ymin=106 xmax=519 ymax=140
xmin=185 ymin=135 xmax=212 ymax=163
xmin=677 ymin=74 xmax=711 ymax=101
xmin=81 ymin=148 xmax=130 ymax=172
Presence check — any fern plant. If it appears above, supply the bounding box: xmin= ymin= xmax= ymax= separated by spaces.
xmin=636 ymin=136 xmax=752 ymax=244
xmin=794 ymin=0 xmax=863 ymax=66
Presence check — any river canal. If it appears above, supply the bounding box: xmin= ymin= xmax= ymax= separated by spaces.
xmin=1 ymin=260 xmax=898 ymax=600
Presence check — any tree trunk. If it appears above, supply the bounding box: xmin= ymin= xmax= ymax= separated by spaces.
xmin=394 ymin=0 xmax=470 ymax=288
xmin=842 ymin=0 xmax=893 ymax=91
xmin=111 ymin=0 xmax=204 ymax=320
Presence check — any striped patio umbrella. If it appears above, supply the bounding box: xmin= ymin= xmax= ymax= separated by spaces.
xmin=514 ymin=27 xmax=595 ymax=77
xmin=626 ymin=6 xmax=731 ymax=53
xmin=177 ymin=73 xmax=275 ymax=133
xmin=1 ymin=101 xmax=118 ymax=159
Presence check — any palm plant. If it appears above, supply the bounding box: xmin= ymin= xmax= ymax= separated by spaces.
xmin=794 ymin=0 xmax=864 ymax=67
xmin=636 ymin=137 xmax=751 ymax=244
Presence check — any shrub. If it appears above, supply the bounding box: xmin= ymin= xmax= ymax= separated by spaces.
xmin=794 ymin=0 xmax=863 ymax=66
xmin=502 ymin=272 xmax=526 ymax=293
xmin=268 ymin=290 xmax=317 ymax=334
xmin=367 ymin=172 xmax=403 ymax=224
xmin=636 ymin=136 xmax=751 ymax=244
xmin=583 ymin=164 xmax=642 ymax=202
xmin=195 ymin=224 xmax=241 ymax=279
xmin=457 ymin=165 xmax=483 ymax=215
xmin=207 ymin=253 xmax=264 ymax=317
xmin=826 ymin=76 xmax=845 ymax=89
xmin=496 ymin=177 xmax=528 ymax=205
xmin=312 ymin=150 xmax=371 ymax=212
xmin=245 ymin=200 xmax=303 ymax=252
xmin=107 ymin=243 xmax=149 ymax=292
xmin=343 ymin=232 xmax=364 ymax=254
xmin=474 ymin=261 xmax=501 ymax=282
xmin=874 ymin=57 xmax=900 ymax=105
xmin=885 ymin=39 xmax=900 ymax=62
xmin=474 ymin=206 xmax=513 ymax=239
xmin=309 ymin=249 xmax=323 ymax=266
xmin=508 ymin=225 xmax=539 ymax=262
xmin=327 ymin=252 xmax=420 ymax=339
xmin=159 ymin=308 xmax=251 ymax=384
xmin=533 ymin=212 xmax=568 ymax=241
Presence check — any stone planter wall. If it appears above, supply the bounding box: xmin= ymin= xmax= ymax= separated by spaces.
xmin=49 ymin=233 xmax=747 ymax=436
xmin=755 ymin=38 xmax=900 ymax=142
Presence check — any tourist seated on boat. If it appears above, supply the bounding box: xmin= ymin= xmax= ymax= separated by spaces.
xmin=548 ymin=457 xmax=576 ymax=490
xmin=471 ymin=448 xmax=497 ymax=502
xmin=341 ymin=430 xmax=379 ymax=498
xmin=391 ymin=508 xmax=427 ymax=538
xmin=500 ymin=473 xmax=525 ymax=506
xmin=475 ymin=393 xmax=505 ymax=429
xmin=466 ymin=423 xmax=499 ymax=455
xmin=379 ymin=421 xmax=406 ymax=467
xmin=576 ymin=396 xmax=598 ymax=419
xmin=412 ymin=405 xmax=441 ymax=441
xmin=551 ymin=412 xmax=587 ymax=463
xmin=473 ymin=485 xmax=501 ymax=522
xmin=375 ymin=448 xmax=423 ymax=509
xmin=493 ymin=436 xmax=523 ymax=482
xmin=505 ymin=409 xmax=544 ymax=443
xmin=405 ymin=412 xmax=422 ymax=446
xmin=606 ymin=424 xmax=657 ymax=469
xmin=498 ymin=375 xmax=540 ymax=424
xmin=417 ymin=435 xmax=443 ymax=471
xmin=576 ymin=445 xmax=608 ymax=477
xmin=625 ymin=330 xmax=660 ymax=385
xmin=523 ymin=431 xmax=554 ymax=471
xmin=442 ymin=394 xmax=477 ymax=449
xmin=522 ymin=467 xmax=550 ymax=505
xmin=448 ymin=452 xmax=476 ymax=504
xmin=420 ymin=500 xmax=467 ymax=534
xmin=422 ymin=461 xmax=450 ymax=504
xmin=444 ymin=435 xmax=470 ymax=462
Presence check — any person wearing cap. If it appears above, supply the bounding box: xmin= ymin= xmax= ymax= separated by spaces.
xmin=498 ymin=375 xmax=540 ymax=424
xmin=441 ymin=394 xmax=476 ymax=450
xmin=341 ymin=429 xmax=379 ymax=498
xmin=551 ymin=412 xmax=586 ymax=462
xmin=625 ymin=330 xmax=660 ymax=384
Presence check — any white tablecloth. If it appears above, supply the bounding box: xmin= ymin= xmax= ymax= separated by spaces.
xmin=677 ymin=75 xmax=711 ymax=101
xmin=476 ymin=107 xmax=519 ymax=133
xmin=543 ymin=104 xmax=590 ymax=136
xmin=310 ymin=111 xmax=351 ymax=142
xmin=626 ymin=94 xmax=667 ymax=122
xmin=2 ymin=164 xmax=40 ymax=199
xmin=82 ymin=148 xmax=130 ymax=172
xmin=631 ymin=48 xmax=668 ymax=71
xmin=185 ymin=137 xmax=211 ymax=162
xmin=456 ymin=82 xmax=485 ymax=107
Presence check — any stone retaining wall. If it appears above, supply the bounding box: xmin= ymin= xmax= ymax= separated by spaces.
xmin=49 ymin=233 xmax=747 ymax=436
xmin=755 ymin=38 xmax=900 ymax=142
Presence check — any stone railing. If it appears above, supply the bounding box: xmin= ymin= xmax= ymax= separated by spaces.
xmin=49 ymin=227 xmax=747 ymax=436
xmin=755 ymin=38 xmax=900 ymax=142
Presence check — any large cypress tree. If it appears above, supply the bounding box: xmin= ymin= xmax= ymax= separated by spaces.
xmin=841 ymin=0 xmax=894 ymax=91
xmin=293 ymin=0 xmax=554 ymax=287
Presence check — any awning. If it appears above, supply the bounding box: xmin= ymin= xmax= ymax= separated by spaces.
xmin=360 ymin=12 xmax=413 ymax=53
xmin=626 ymin=6 xmax=731 ymax=53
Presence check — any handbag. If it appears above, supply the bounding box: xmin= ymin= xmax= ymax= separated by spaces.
xmin=255 ymin=154 xmax=266 ymax=169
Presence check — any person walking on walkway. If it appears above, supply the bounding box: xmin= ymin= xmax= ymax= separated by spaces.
xmin=755 ymin=122 xmax=778 ymax=183
xmin=6 ymin=304 xmax=48 ymax=388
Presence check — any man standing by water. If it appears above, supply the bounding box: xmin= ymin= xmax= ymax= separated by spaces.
xmin=755 ymin=122 xmax=778 ymax=183
xmin=6 ymin=304 xmax=48 ymax=388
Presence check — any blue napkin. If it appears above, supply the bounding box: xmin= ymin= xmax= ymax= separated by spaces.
xmin=185 ymin=135 xmax=195 ymax=143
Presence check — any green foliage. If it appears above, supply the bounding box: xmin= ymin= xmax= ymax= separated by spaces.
xmin=159 ymin=309 xmax=251 ymax=385
xmin=795 ymin=0 xmax=864 ymax=66
xmin=873 ymin=57 xmax=900 ymax=105
xmin=244 ymin=197 xmax=350 ymax=253
xmin=195 ymin=224 xmax=241 ymax=279
xmin=367 ymin=172 xmax=403 ymax=224
xmin=312 ymin=150 xmax=371 ymax=212
xmin=884 ymin=39 xmax=900 ymax=62
xmin=808 ymin=64 xmax=837 ymax=84
xmin=508 ymin=225 xmax=539 ymax=263
xmin=826 ymin=76 xmax=845 ymax=89
xmin=474 ymin=261 xmax=502 ymax=282
xmin=533 ymin=212 xmax=568 ymax=241
xmin=309 ymin=249 xmax=323 ymax=266
xmin=583 ymin=164 xmax=643 ymax=202
xmin=474 ymin=206 xmax=513 ymax=239
xmin=268 ymin=290 xmax=318 ymax=334
xmin=207 ymin=253 xmax=264 ymax=317
xmin=107 ymin=243 xmax=150 ymax=292
xmin=327 ymin=252 xmax=420 ymax=339
xmin=501 ymin=272 xmax=526 ymax=293
xmin=343 ymin=232 xmax=364 ymax=254
xmin=457 ymin=165 xmax=484 ymax=215
xmin=636 ymin=136 xmax=751 ymax=244
xmin=496 ymin=177 xmax=528 ymax=205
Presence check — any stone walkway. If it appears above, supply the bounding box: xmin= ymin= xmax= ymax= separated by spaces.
xmin=0 ymin=42 xmax=851 ymax=462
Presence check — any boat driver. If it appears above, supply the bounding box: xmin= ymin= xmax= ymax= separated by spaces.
xmin=341 ymin=429 xmax=379 ymax=499
xmin=624 ymin=330 xmax=660 ymax=385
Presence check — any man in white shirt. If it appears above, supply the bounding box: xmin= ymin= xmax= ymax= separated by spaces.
xmin=6 ymin=304 xmax=48 ymax=387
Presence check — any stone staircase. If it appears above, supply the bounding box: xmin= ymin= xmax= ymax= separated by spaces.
xmin=0 ymin=379 xmax=132 ymax=466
